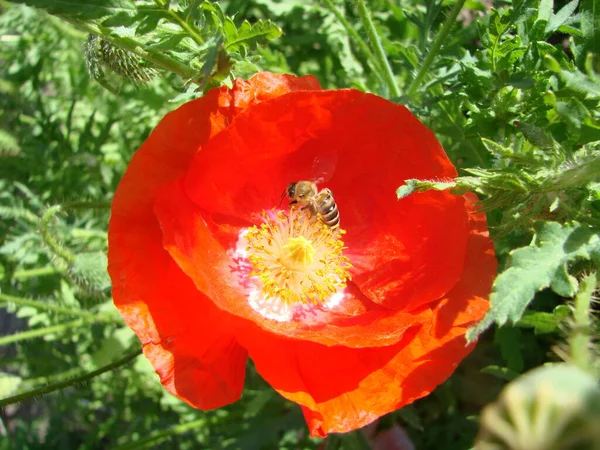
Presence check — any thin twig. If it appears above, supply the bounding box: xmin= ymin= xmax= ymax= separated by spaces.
xmin=0 ymin=266 xmax=58 ymax=281
xmin=321 ymin=0 xmax=385 ymax=85
xmin=407 ymin=0 xmax=467 ymax=97
xmin=40 ymin=205 xmax=75 ymax=264
xmin=355 ymin=0 xmax=401 ymax=98
xmin=570 ymin=273 xmax=596 ymax=373
xmin=0 ymin=349 xmax=142 ymax=408
xmin=1 ymin=318 xmax=90 ymax=347
xmin=0 ymin=293 xmax=121 ymax=323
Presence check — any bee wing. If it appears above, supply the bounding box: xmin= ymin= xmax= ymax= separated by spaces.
xmin=310 ymin=153 xmax=338 ymax=186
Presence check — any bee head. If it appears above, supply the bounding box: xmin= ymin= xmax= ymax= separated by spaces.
xmin=278 ymin=182 xmax=298 ymax=208
xmin=286 ymin=182 xmax=298 ymax=199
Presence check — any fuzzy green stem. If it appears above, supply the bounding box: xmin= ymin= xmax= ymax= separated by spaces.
xmin=0 ymin=293 xmax=121 ymax=323
xmin=0 ymin=349 xmax=141 ymax=408
xmin=438 ymin=100 xmax=486 ymax=167
xmin=23 ymin=367 xmax=89 ymax=388
xmin=113 ymin=418 xmax=207 ymax=450
xmin=407 ymin=0 xmax=467 ymax=97
xmin=541 ymin=154 xmax=600 ymax=192
xmin=60 ymin=200 xmax=112 ymax=210
xmin=1 ymin=266 xmax=58 ymax=281
xmin=0 ymin=318 xmax=90 ymax=347
xmin=40 ymin=205 xmax=75 ymax=264
xmin=355 ymin=0 xmax=401 ymax=98
xmin=570 ymin=272 xmax=596 ymax=373
xmin=321 ymin=0 xmax=385 ymax=83
xmin=70 ymin=228 xmax=108 ymax=240
xmin=154 ymin=0 xmax=205 ymax=47
xmin=166 ymin=10 xmax=205 ymax=47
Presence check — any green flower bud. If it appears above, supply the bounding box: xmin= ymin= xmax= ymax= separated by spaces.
xmin=476 ymin=364 xmax=600 ymax=450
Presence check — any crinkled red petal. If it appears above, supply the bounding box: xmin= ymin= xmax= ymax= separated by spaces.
xmin=152 ymin=89 xmax=472 ymax=347
xmin=154 ymin=178 xmax=430 ymax=348
xmin=238 ymin=200 xmax=495 ymax=436
xmin=108 ymin=72 xmax=321 ymax=409
xmin=182 ymin=89 xmax=469 ymax=313
xmin=110 ymin=72 xmax=496 ymax=435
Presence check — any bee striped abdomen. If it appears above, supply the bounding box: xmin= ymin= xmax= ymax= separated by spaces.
xmin=316 ymin=189 xmax=340 ymax=228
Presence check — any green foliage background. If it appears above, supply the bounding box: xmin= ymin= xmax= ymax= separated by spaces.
xmin=0 ymin=0 xmax=599 ymax=449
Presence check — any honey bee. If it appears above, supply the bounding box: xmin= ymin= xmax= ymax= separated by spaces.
xmin=285 ymin=181 xmax=340 ymax=228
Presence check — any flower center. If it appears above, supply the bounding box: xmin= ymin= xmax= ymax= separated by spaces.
xmin=245 ymin=209 xmax=351 ymax=305
xmin=282 ymin=236 xmax=316 ymax=269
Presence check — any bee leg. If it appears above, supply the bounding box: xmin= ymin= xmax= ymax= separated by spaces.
xmin=302 ymin=204 xmax=318 ymax=217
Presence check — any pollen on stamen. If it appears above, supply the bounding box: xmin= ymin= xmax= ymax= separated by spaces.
xmin=243 ymin=208 xmax=352 ymax=308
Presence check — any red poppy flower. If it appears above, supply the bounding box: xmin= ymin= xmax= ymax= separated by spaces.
xmin=108 ymin=72 xmax=496 ymax=437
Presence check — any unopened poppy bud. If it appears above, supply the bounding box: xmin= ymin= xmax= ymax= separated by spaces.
xmin=475 ymin=364 xmax=600 ymax=450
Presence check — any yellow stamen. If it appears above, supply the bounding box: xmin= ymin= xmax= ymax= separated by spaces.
xmin=245 ymin=209 xmax=351 ymax=305
xmin=282 ymin=236 xmax=316 ymax=269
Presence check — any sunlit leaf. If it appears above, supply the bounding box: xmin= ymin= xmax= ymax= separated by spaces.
xmin=468 ymin=222 xmax=600 ymax=341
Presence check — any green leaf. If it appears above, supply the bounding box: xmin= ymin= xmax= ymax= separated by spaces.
xmin=480 ymin=365 xmax=521 ymax=381
xmin=557 ymin=24 xmax=584 ymax=37
xmin=545 ymin=0 xmax=579 ymax=34
xmin=5 ymin=0 xmax=136 ymax=21
xmin=516 ymin=305 xmax=570 ymax=334
xmin=467 ymin=221 xmax=600 ymax=341
xmin=514 ymin=121 xmax=556 ymax=149
xmin=559 ymin=69 xmax=600 ymax=99
xmin=573 ymin=0 xmax=600 ymax=67
xmin=537 ymin=0 xmax=554 ymax=22
xmin=494 ymin=327 xmax=525 ymax=372
xmin=482 ymin=138 xmax=513 ymax=158
xmin=223 ymin=19 xmax=282 ymax=52
xmin=135 ymin=12 xmax=163 ymax=35
xmin=145 ymin=33 xmax=186 ymax=51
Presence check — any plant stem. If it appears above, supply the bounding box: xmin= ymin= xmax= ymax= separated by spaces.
xmin=0 ymin=349 xmax=142 ymax=408
xmin=60 ymin=200 xmax=112 ymax=210
xmin=438 ymin=100 xmax=486 ymax=167
xmin=0 ymin=318 xmax=88 ymax=347
xmin=541 ymin=153 xmax=600 ymax=192
xmin=354 ymin=0 xmax=401 ymax=98
xmin=0 ymin=293 xmax=121 ymax=323
xmin=61 ymin=18 xmax=197 ymax=80
xmin=1 ymin=266 xmax=58 ymax=281
xmin=40 ymin=205 xmax=75 ymax=264
xmin=154 ymin=0 xmax=205 ymax=47
xmin=407 ymin=0 xmax=467 ymax=97
xmin=113 ymin=418 xmax=207 ymax=450
xmin=321 ymin=0 xmax=385 ymax=83
xmin=166 ymin=10 xmax=205 ymax=47
xmin=570 ymin=272 xmax=596 ymax=373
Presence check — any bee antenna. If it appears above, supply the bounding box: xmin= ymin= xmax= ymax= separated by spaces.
xmin=278 ymin=189 xmax=287 ymax=208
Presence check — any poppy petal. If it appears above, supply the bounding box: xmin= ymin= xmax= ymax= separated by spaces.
xmin=236 ymin=198 xmax=493 ymax=436
xmin=240 ymin=316 xmax=476 ymax=437
xmin=153 ymin=178 xmax=432 ymax=348
xmin=109 ymin=72 xmax=497 ymax=436
xmin=181 ymin=90 xmax=469 ymax=314
xmin=109 ymin=73 xmax=321 ymax=408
